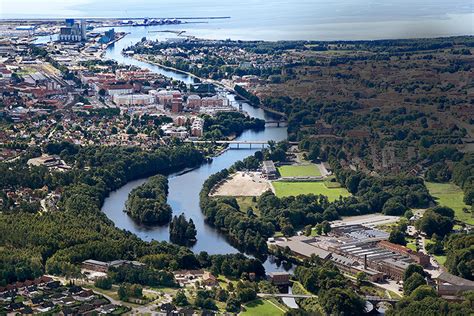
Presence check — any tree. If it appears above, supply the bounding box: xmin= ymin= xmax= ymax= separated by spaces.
xmin=322 ymin=221 xmax=331 ymax=235
xmin=125 ymin=175 xmax=172 ymax=225
xmin=315 ymin=224 xmax=323 ymax=235
xmin=403 ymin=272 xmax=426 ymax=295
xmin=320 ymin=288 xmax=365 ymax=316
xmin=356 ymin=272 xmax=367 ymax=286
xmin=426 ymin=239 xmax=444 ymax=255
xmin=170 ymin=213 xmax=197 ymax=245
xmin=382 ymin=198 xmax=407 ymax=216
xmin=173 ymin=289 xmax=189 ymax=306
xmin=304 ymin=225 xmax=312 ymax=236
xmin=403 ymin=264 xmax=426 ymax=282
xmin=444 ymin=233 xmax=474 ymax=280
xmin=409 ymin=285 xmax=437 ymax=301
xmin=416 ymin=209 xmax=454 ymax=238
xmin=99 ymin=88 xmax=106 ymax=96
xmin=94 ymin=277 xmax=112 ymax=290
xmin=431 ymin=206 xmax=455 ymax=218
xmin=388 ymin=228 xmax=407 ymax=246
xmin=282 ymin=224 xmax=295 ymax=237
xmin=225 ymin=296 xmax=241 ymax=312
xmin=118 ymin=285 xmax=128 ymax=301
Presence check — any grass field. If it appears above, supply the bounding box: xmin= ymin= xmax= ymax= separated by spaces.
xmin=241 ymin=299 xmax=286 ymax=316
xmin=277 ymin=164 xmax=321 ymax=177
xmin=273 ymin=181 xmax=350 ymax=201
xmin=235 ymin=196 xmax=259 ymax=215
xmin=424 ymin=239 xmax=447 ymax=266
xmin=425 ymin=182 xmax=473 ymax=225
xmin=406 ymin=237 xmax=418 ymax=252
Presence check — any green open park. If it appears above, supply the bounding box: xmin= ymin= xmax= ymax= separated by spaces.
xmin=273 ymin=181 xmax=351 ymax=201
xmin=241 ymin=299 xmax=286 ymax=316
xmin=277 ymin=164 xmax=321 ymax=177
xmin=425 ymin=182 xmax=473 ymax=225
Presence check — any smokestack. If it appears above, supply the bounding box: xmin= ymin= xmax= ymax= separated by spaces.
xmin=364 ymin=254 xmax=367 ymax=269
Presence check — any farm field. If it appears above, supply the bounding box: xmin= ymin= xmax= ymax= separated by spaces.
xmin=273 ymin=181 xmax=351 ymax=201
xmin=241 ymin=299 xmax=286 ymax=316
xmin=277 ymin=164 xmax=322 ymax=177
xmin=425 ymin=182 xmax=473 ymax=225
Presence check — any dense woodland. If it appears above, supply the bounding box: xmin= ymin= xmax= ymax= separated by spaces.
xmin=125 ymin=175 xmax=172 ymax=225
xmin=0 ymin=143 xmax=269 ymax=285
xmin=169 ymin=213 xmax=197 ymax=246
xmin=203 ymin=111 xmax=265 ymax=139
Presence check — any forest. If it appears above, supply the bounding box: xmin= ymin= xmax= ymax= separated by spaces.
xmin=125 ymin=175 xmax=172 ymax=225
xmin=203 ymin=111 xmax=265 ymax=139
xmin=169 ymin=213 xmax=197 ymax=246
xmin=0 ymin=143 xmax=262 ymax=285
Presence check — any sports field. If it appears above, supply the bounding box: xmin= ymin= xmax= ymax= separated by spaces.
xmin=277 ymin=164 xmax=321 ymax=177
xmin=273 ymin=181 xmax=351 ymax=201
xmin=425 ymin=182 xmax=473 ymax=225
xmin=241 ymin=299 xmax=286 ymax=316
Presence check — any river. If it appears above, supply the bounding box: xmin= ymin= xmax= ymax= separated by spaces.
xmin=94 ymin=26 xmax=293 ymax=273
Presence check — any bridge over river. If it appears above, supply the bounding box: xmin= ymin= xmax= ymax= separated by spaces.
xmin=258 ymin=293 xmax=399 ymax=305
xmin=185 ymin=140 xmax=298 ymax=148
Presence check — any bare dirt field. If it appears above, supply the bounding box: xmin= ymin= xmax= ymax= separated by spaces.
xmin=210 ymin=171 xmax=272 ymax=197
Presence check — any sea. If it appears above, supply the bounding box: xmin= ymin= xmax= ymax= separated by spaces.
xmin=1 ymin=0 xmax=473 ymax=40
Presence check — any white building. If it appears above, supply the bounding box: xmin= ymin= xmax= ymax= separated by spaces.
xmin=113 ymin=94 xmax=155 ymax=106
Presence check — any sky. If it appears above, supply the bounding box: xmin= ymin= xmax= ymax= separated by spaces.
xmin=1 ymin=0 xmax=473 ymax=20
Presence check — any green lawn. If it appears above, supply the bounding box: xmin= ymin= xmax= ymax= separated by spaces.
xmin=406 ymin=237 xmax=418 ymax=252
xmin=278 ymin=164 xmax=321 ymax=177
xmin=273 ymin=181 xmax=351 ymax=201
xmin=424 ymin=239 xmax=447 ymax=266
xmin=241 ymin=299 xmax=286 ymax=316
xmin=425 ymin=182 xmax=473 ymax=225
xmin=235 ymin=196 xmax=259 ymax=216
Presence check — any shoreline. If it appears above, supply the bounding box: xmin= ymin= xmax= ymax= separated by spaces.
xmin=132 ymin=54 xmax=287 ymax=117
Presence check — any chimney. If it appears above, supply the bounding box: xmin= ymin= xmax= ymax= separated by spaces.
xmin=364 ymin=254 xmax=367 ymax=269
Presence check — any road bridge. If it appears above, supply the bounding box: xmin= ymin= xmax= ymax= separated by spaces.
xmin=185 ymin=140 xmax=298 ymax=148
xmin=265 ymin=120 xmax=287 ymax=127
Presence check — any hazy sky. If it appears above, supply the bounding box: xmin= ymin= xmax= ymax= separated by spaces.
xmin=1 ymin=0 xmax=472 ymax=40
xmin=1 ymin=0 xmax=473 ymax=20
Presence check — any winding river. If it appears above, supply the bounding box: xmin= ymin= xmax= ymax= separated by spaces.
xmin=93 ymin=26 xmax=292 ymax=272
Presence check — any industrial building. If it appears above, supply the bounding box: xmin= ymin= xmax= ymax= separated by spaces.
xmin=262 ymin=160 xmax=277 ymax=179
xmin=112 ymin=94 xmax=155 ymax=106
xmin=98 ymin=29 xmax=115 ymax=44
xmin=81 ymin=259 xmax=145 ymax=273
xmin=59 ymin=19 xmax=86 ymax=42
xmin=269 ymin=224 xmax=431 ymax=282
xmin=436 ymin=272 xmax=474 ymax=298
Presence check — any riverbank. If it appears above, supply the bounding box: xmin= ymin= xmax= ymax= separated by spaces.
xmin=100 ymin=29 xmax=290 ymax=271
xmin=131 ymin=54 xmax=286 ymax=117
